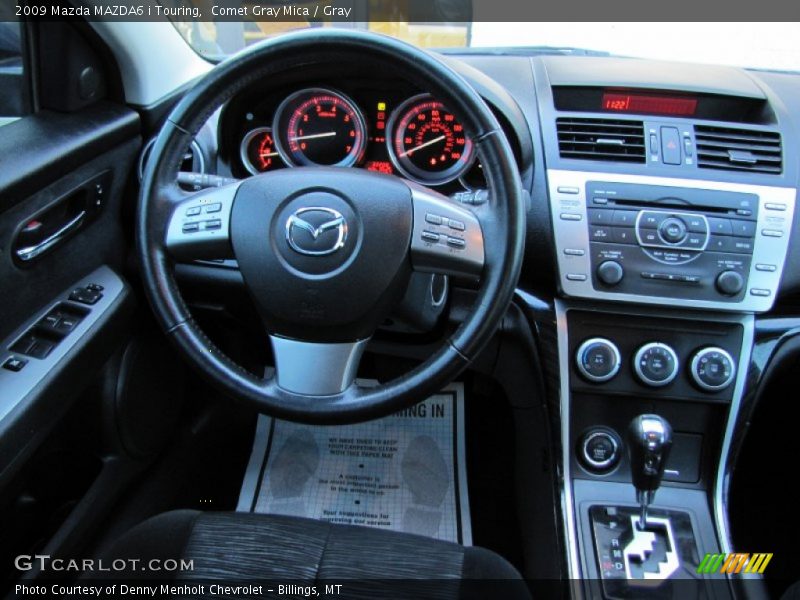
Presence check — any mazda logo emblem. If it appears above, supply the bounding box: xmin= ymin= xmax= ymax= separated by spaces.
xmin=285 ymin=207 xmax=348 ymax=256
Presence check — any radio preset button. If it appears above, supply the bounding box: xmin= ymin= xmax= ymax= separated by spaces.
xmin=658 ymin=217 xmax=687 ymax=244
xmin=716 ymin=270 xmax=744 ymax=296
xmin=612 ymin=227 xmax=636 ymax=244
xmin=612 ymin=210 xmax=637 ymax=227
xmin=708 ymin=217 xmax=733 ymax=236
xmin=588 ymin=208 xmax=613 ymax=225
xmin=731 ymin=220 xmax=756 ymax=237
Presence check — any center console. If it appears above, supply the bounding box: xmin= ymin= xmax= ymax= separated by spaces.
xmin=546 ymin=168 xmax=793 ymax=598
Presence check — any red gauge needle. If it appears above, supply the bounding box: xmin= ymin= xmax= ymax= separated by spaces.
xmin=400 ymin=134 xmax=446 ymax=157
xmin=290 ymin=132 xmax=337 ymax=142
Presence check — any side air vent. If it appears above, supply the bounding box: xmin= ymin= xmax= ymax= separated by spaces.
xmin=695 ymin=125 xmax=782 ymax=174
xmin=557 ymin=117 xmax=646 ymax=163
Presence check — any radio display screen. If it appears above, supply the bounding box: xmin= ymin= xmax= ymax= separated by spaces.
xmin=601 ymin=91 xmax=698 ymax=117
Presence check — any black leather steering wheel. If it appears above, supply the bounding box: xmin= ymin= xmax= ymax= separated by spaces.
xmin=138 ymin=30 xmax=525 ymax=424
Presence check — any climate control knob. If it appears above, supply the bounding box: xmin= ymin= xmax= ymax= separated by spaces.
xmin=597 ymin=260 xmax=624 ymax=286
xmin=576 ymin=338 xmax=621 ymax=383
xmin=690 ymin=347 xmax=736 ymax=392
xmin=716 ymin=270 xmax=744 ymax=296
xmin=634 ymin=342 xmax=679 ymax=387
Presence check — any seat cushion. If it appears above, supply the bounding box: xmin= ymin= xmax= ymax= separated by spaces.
xmin=90 ymin=510 xmax=530 ymax=599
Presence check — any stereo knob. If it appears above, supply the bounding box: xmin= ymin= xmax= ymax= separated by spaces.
xmin=634 ymin=342 xmax=679 ymax=387
xmin=659 ymin=217 xmax=687 ymax=244
xmin=579 ymin=429 xmax=621 ymax=472
xmin=597 ymin=260 xmax=624 ymax=286
xmin=690 ymin=347 xmax=736 ymax=392
xmin=716 ymin=270 xmax=744 ymax=296
xmin=576 ymin=338 xmax=621 ymax=383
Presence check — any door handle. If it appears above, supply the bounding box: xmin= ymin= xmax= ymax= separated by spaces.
xmin=16 ymin=211 xmax=86 ymax=262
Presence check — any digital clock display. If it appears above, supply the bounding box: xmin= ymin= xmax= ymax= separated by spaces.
xmin=602 ymin=92 xmax=698 ymax=116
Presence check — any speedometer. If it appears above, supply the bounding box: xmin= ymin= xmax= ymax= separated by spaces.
xmin=273 ymin=88 xmax=367 ymax=167
xmin=387 ymin=94 xmax=474 ymax=185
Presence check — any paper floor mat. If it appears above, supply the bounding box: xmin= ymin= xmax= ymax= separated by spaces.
xmin=237 ymin=382 xmax=471 ymax=545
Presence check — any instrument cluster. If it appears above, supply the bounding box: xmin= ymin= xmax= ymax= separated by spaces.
xmin=231 ymin=86 xmax=485 ymax=190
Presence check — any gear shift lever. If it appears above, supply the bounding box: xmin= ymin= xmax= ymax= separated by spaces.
xmin=627 ymin=414 xmax=673 ymax=530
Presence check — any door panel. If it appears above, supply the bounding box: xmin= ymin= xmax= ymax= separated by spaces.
xmin=0 ymin=101 xmax=140 ymax=486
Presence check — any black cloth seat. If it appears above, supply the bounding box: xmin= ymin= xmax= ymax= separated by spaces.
xmin=94 ymin=510 xmax=530 ymax=599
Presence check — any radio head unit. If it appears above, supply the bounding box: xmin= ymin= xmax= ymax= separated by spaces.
xmin=548 ymin=169 xmax=796 ymax=312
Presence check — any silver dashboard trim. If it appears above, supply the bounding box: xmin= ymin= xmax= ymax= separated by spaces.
xmin=548 ymin=168 xmax=796 ymax=312
xmin=555 ymin=299 xmax=754 ymax=590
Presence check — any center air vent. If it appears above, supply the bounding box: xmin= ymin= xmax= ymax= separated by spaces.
xmin=695 ymin=125 xmax=782 ymax=174
xmin=557 ymin=117 xmax=646 ymax=163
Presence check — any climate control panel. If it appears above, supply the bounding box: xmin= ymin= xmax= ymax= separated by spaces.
xmin=568 ymin=310 xmax=744 ymax=402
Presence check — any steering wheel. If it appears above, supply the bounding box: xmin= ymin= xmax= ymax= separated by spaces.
xmin=138 ymin=30 xmax=525 ymax=424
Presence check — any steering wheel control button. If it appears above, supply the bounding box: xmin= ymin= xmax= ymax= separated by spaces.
xmin=596 ymin=260 xmax=624 ymax=286
xmin=576 ymin=338 xmax=621 ymax=383
xmin=185 ymin=206 xmax=201 ymax=217
xmin=421 ymin=231 xmax=440 ymax=243
xmin=203 ymin=219 xmax=222 ymax=230
xmin=448 ymin=219 xmax=466 ymax=231
xmin=3 ymin=357 xmax=27 ymax=372
xmin=445 ymin=236 xmax=466 ymax=249
xmin=204 ymin=203 xmax=222 ymax=214
xmin=715 ymin=270 xmax=744 ymax=296
xmin=690 ymin=347 xmax=736 ymax=392
xmin=182 ymin=222 xmax=200 ymax=233
xmin=658 ymin=217 xmax=687 ymax=244
xmin=579 ymin=430 xmax=621 ymax=472
xmin=425 ymin=213 xmax=443 ymax=225
xmin=634 ymin=342 xmax=679 ymax=387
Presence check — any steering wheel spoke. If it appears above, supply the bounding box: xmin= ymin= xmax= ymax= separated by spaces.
xmin=408 ymin=183 xmax=485 ymax=278
xmin=270 ymin=335 xmax=369 ymax=396
xmin=164 ymin=182 xmax=241 ymax=261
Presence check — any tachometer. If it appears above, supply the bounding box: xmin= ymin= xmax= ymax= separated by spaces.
xmin=387 ymin=94 xmax=474 ymax=185
xmin=274 ymin=88 xmax=367 ymax=167
xmin=240 ymin=127 xmax=282 ymax=175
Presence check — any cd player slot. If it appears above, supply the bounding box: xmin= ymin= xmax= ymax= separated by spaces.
xmin=610 ymin=198 xmax=733 ymax=215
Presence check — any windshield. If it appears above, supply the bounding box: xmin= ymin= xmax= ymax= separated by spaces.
xmin=174 ymin=21 xmax=800 ymax=72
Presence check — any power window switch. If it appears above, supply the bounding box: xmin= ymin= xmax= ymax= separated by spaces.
xmin=29 ymin=340 xmax=55 ymax=360
xmin=3 ymin=357 xmax=27 ymax=372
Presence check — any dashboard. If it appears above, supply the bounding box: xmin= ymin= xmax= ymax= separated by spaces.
xmin=170 ymin=52 xmax=800 ymax=314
